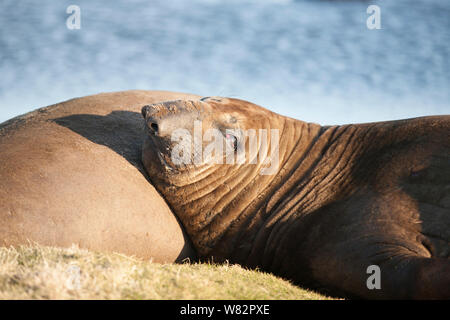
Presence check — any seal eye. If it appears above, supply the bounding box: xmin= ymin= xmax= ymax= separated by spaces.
xmin=225 ymin=133 xmax=238 ymax=152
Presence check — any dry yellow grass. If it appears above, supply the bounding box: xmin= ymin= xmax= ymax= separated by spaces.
xmin=0 ymin=245 xmax=331 ymax=300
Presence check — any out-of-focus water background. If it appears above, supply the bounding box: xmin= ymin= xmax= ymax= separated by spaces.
xmin=0 ymin=0 xmax=448 ymax=125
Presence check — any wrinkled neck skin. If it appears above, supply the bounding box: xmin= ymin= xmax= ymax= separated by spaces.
xmin=143 ymin=107 xmax=363 ymax=268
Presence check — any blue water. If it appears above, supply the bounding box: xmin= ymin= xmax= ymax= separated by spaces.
xmin=0 ymin=0 xmax=449 ymax=124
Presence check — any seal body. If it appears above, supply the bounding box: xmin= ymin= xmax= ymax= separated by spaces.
xmin=0 ymin=90 xmax=198 ymax=263
xmin=141 ymin=97 xmax=450 ymax=298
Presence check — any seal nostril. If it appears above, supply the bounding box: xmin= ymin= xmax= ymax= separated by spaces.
xmin=150 ymin=122 xmax=159 ymax=134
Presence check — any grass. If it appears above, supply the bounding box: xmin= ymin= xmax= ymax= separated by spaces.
xmin=0 ymin=245 xmax=332 ymax=300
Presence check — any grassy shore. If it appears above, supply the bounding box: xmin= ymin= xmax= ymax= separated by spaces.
xmin=0 ymin=245 xmax=331 ymax=300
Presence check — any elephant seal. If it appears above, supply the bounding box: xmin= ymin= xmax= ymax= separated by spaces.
xmin=0 ymin=90 xmax=198 ymax=263
xmin=141 ymin=97 xmax=450 ymax=299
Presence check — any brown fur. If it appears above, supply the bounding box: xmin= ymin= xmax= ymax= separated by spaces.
xmin=141 ymin=97 xmax=450 ymax=298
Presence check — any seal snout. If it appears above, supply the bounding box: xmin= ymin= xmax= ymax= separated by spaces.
xmin=141 ymin=102 xmax=199 ymax=140
xmin=142 ymin=105 xmax=161 ymax=136
xmin=143 ymin=115 xmax=177 ymax=139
